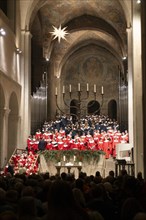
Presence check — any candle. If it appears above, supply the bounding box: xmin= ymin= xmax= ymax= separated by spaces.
xmin=78 ymin=83 xmax=80 ymax=91
xmin=63 ymin=155 xmax=66 ymax=161
xmin=69 ymin=84 xmax=71 ymax=92
xmin=63 ymin=85 xmax=65 ymax=94
xmin=87 ymin=83 xmax=89 ymax=91
xmin=94 ymin=84 xmax=96 ymax=93
xmin=74 ymin=155 xmax=76 ymax=161
xmin=55 ymin=87 xmax=57 ymax=95
xmin=42 ymin=74 xmax=44 ymax=81
xmin=101 ymin=86 xmax=104 ymax=94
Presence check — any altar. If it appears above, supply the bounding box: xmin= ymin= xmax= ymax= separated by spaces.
xmin=55 ymin=164 xmax=82 ymax=175
xmin=38 ymin=151 xmax=110 ymax=178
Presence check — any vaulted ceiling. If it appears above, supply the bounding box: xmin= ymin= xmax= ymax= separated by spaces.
xmin=30 ymin=0 xmax=130 ymax=91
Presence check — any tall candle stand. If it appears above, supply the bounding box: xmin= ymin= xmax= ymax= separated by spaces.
xmin=55 ymin=83 xmax=104 ymax=122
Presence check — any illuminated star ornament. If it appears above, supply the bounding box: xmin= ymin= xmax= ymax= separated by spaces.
xmin=50 ymin=25 xmax=69 ymax=43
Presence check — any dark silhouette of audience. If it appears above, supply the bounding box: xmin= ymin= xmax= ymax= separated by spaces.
xmin=0 ymin=169 xmax=145 ymax=220
xmin=42 ymin=179 xmax=89 ymax=220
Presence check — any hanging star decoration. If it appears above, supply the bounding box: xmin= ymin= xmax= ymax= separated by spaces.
xmin=50 ymin=25 xmax=69 ymax=43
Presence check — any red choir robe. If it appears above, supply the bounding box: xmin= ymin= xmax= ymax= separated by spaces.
xmin=103 ymin=138 xmax=112 ymax=159
xmin=98 ymin=138 xmax=104 ymax=151
xmin=35 ymin=131 xmax=42 ymax=140
xmin=88 ymin=138 xmax=96 ymax=150
xmin=112 ymin=137 xmax=120 ymax=158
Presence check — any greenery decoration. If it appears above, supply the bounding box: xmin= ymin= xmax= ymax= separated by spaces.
xmin=38 ymin=150 xmax=105 ymax=164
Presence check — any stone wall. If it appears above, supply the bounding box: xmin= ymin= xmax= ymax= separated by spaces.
xmin=59 ymin=44 xmax=119 ymax=117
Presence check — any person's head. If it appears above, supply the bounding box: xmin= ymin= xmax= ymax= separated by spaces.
xmin=18 ymin=196 xmax=37 ymax=217
xmin=121 ymin=197 xmax=144 ymax=220
xmin=103 ymin=182 xmax=113 ymax=193
xmin=5 ymin=189 xmax=18 ymax=203
xmin=21 ymin=186 xmax=35 ymax=197
xmin=61 ymin=172 xmax=67 ymax=180
xmin=47 ymin=180 xmax=75 ymax=209
xmin=72 ymin=188 xmax=86 ymax=208
xmin=109 ymin=170 xmax=115 ymax=177
xmin=133 ymin=212 xmax=146 ymax=220
xmin=137 ymin=172 xmax=143 ymax=180
xmin=120 ymin=169 xmax=128 ymax=176
xmin=0 ymin=211 xmax=18 ymax=220
xmin=95 ymin=171 xmax=101 ymax=177
xmin=0 ymin=188 xmax=6 ymax=204
xmin=88 ymin=211 xmax=104 ymax=220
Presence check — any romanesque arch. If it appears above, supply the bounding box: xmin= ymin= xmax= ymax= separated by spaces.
xmin=88 ymin=100 xmax=100 ymax=115
xmin=108 ymin=99 xmax=117 ymax=120
xmin=70 ymin=99 xmax=79 ymax=123
xmin=8 ymin=92 xmax=19 ymax=160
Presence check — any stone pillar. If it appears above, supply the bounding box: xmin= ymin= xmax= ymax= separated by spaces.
xmin=8 ymin=113 xmax=19 ymax=159
xmin=127 ymin=27 xmax=134 ymax=152
xmin=132 ymin=2 xmax=143 ymax=175
xmin=20 ymin=30 xmax=32 ymax=148
xmin=0 ymin=108 xmax=11 ymax=168
xmin=141 ymin=0 xmax=146 ymax=179
xmin=16 ymin=115 xmax=21 ymax=148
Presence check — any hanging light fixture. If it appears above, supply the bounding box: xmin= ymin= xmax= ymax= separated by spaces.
xmin=0 ymin=28 xmax=6 ymax=36
xmin=50 ymin=25 xmax=69 ymax=43
xmin=136 ymin=0 xmax=141 ymax=4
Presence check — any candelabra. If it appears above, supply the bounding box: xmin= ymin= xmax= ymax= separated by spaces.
xmin=55 ymin=83 xmax=104 ymax=122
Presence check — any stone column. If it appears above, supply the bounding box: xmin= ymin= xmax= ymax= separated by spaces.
xmin=16 ymin=115 xmax=21 ymax=148
xmin=8 ymin=113 xmax=19 ymax=159
xmin=142 ymin=0 xmax=146 ymax=180
xmin=0 ymin=108 xmax=11 ymax=168
xmin=20 ymin=30 xmax=32 ymax=148
xmin=132 ymin=2 xmax=143 ymax=175
xmin=127 ymin=26 xmax=134 ymax=153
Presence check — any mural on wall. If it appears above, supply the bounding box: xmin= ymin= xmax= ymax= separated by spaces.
xmin=59 ymin=45 xmax=120 ymax=117
xmin=83 ymin=57 xmax=103 ymax=80
xmin=63 ymin=54 xmax=118 ymax=92
xmin=64 ymin=56 xmax=103 ymax=86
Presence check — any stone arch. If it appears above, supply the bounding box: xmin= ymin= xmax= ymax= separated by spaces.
xmin=0 ymin=83 xmax=5 ymax=108
xmin=108 ymin=99 xmax=117 ymax=120
xmin=118 ymin=0 xmax=131 ymax=27
xmin=87 ymin=100 xmax=100 ymax=115
xmin=8 ymin=92 xmax=19 ymax=160
xmin=24 ymin=0 xmax=45 ymax=30
xmin=60 ymin=35 xmax=124 ymax=80
xmin=70 ymin=99 xmax=79 ymax=123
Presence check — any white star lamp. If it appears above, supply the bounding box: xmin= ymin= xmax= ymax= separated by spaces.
xmin=50 ymin=25 xmax=69 ymax=43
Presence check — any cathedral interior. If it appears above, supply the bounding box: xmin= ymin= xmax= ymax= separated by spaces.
xmin=0 ymin=0 xmax=146 ymax=177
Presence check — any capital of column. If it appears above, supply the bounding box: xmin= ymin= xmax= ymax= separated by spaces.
xmin=126 ymin=25 xmax=132 ymax=33
xmin=21 ymin=29 xmax=32 ymax=38
xmin=0 ymin=107 xmax=11 ymax=117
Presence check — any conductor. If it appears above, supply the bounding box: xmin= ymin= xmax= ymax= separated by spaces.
xmin=38 ymin=137 xmax=47 ymax=151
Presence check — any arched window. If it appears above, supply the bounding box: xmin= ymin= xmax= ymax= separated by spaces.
xmin=108 ymin=100 xmax=117 ymax=120
xmin=0 ymin=0 xmax=16 ymax=32
xmin=8 ymin=92 xmax=19 ymax=159
xmin=0 ymin=0 xmax=7 ymax=15
xmin=70 ymin=99 xmax=79 ymax=123
xmin=87 ymin=100 xmax=100 ymax=115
